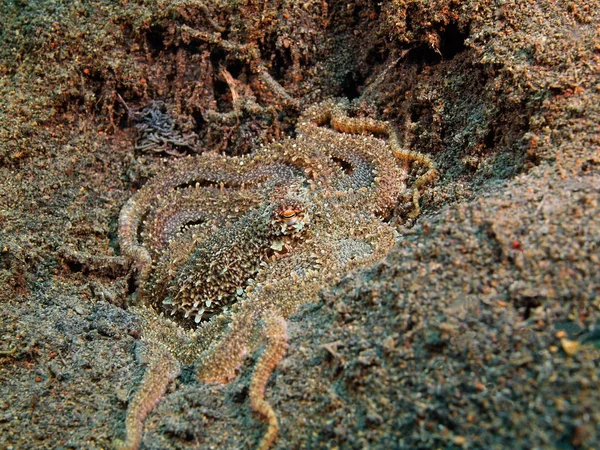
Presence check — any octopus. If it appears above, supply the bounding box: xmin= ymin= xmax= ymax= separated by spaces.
xmin=116 ymin=99 xmax=436 ymax=450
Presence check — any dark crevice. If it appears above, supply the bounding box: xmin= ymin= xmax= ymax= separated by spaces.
xmin=166 ymin=72 xmax=176 ymax=84
xmin=225 ymin=60 xmax=244 ymax=78
xmin=331 ymin=156 xmax=354 ymax=175
xmin=126 ymin=271 xmax=137 ymax=296
xmin=405 ymin=44 xmax=441 ymax=65
xmin=404 ymin=21 xmax=468 ymax=65
xmin=409 ymin=106 xmax=422 ymax=124
xmin=186 ymin=40 xmax=205 ymax=55
xmin=64 ymin=259 xmax=83 ymax=274
xmin=365 ymin=43 xmax=390 ymax=66
xmin=231 ymin=385 xmax=249 ymax=404
xmin=181 ymin=218 xmax=207 ymax=228
xmin=145 ymin=26 xmax=167 ymax=54
xmin=164 ymin=429 xmax=196 ymax=443
xmin=438 ymin=22 xmax=468 ymax=60
xmin=209 ymin=47 xmax=227 ymax=68
xmin=340 ymin=70 xmax=365 ymax=100
xmin=191 ymin=108 xmax=206 ymax=134
xmin=271 ymin=46 xmax=295 ymax=82
xmin=117 ymin=108 xmax=132 ymax=130
xmin=259 ymin=32 xmax=288 ymax=81
xmin=515 ymin=295 xmax=543 ymax=319
xmin=483 ymin=127 xmax=496 ymax=149
xmin=213 ymin=77 xmax=233 ymax=112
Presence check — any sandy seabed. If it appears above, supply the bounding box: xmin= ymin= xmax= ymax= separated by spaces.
xmin=1 ymin=0 xmax=598 ymax=448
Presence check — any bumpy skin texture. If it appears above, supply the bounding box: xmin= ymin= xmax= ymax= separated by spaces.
xmin=117 ymin=99 xmax=434 ymax=449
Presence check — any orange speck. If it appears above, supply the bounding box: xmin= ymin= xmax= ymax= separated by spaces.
xmin=35 ymin=376 xmax=42 ymax=382
xmin=454 ymin=436 xmax=467 ymax=445
xmin=83 ymin=68 xmax=90 ymax=75
xmin=555 ymin=330 xmax=567 ymax=339
xmin=561 ymin=338 xmax=580 ymax=356
xmin=140 ymin=78 xmax=147 ymax=84
xmin=511 ymin=240 xmax=522 ymax=250
xmin=498 ymin=301 xmax=507 ymax=307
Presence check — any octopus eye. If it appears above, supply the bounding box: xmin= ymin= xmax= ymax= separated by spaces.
xmin=273 ymin=202 xmax=308 ymax=236
xmin=282 ymin=209 xmax=297 ymax=219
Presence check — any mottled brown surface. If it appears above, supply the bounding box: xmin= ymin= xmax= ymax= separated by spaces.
xmin=116 ymin=99 xmax=415 ymax=449
xmin=0 ymin=0 xmax=598 ymax=449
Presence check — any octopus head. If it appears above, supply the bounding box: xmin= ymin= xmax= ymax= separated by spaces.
xmin=273 ymin=200 xmax=309 ymax=235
